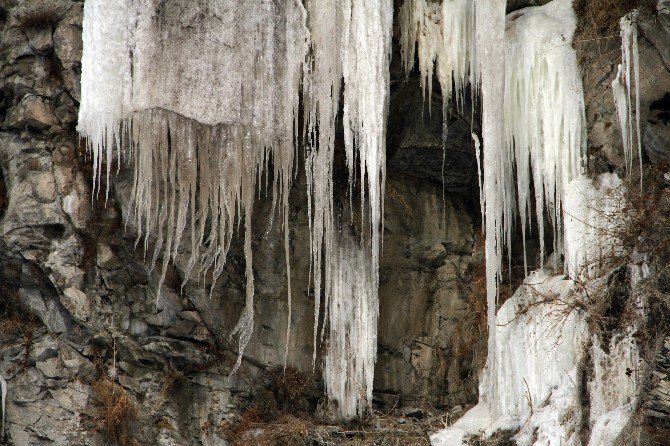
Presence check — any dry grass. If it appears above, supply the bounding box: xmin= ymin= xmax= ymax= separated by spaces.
xmin=573 ymin=0 xmax=642 ymax=41
xmin=220 ymin=410 xmax=310 ymax=446
xmin=270 ymin=366 xmax=311 ymax=404
xmin=465 ymin=429 xmax=518 ymax=446
xmin=90 ymin=378 xmax=139 ymax=446
xmin=221 ymin=407 xmax=436 ymax=445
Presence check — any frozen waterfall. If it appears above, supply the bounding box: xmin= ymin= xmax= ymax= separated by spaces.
xmin=78 ymin=0 xmax=389 ymax=418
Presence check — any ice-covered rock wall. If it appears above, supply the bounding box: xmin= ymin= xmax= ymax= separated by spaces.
xmin=79 ymin=0 xmax=310 ymax=373
xmin=79 ymin=0 xmax=394 ymax=419
xmin=432 ymin=272 xmax=587 ymax=445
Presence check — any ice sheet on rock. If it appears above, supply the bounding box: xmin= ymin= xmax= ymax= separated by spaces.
xmin=492 ymin=272 xmax=585 ymax=446
xmin=563 ymin=173 xmax=625 ymax=280
xmin=323 ymin=230 xmax=378 ymax=420
xmin=78 ymin=0 xmax=309 ymax=372
xmin=587 ymin=263 xmax=647 ymax=446
xmin=612 ymin=10 xmax=642 ymax=180
xmin=588 ymin=336 xmax=640 ymax=444
xmin=430 ymin=403 xmax=492 ymax=446
xmin=588 ymin=404 xmax=634 ymax=446
xmin=431 ymin=271 xmax=587 ymax=446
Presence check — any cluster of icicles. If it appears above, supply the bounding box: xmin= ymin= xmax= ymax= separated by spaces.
xmin=400 ymin=0 xmax=587 ymax=410
xmin=79 ymin=0 xmax=390 ymax=420
xmin=79 ymin=0 xmax=636 ymax=424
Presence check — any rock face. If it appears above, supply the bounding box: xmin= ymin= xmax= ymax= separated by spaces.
xmin=0 ymin=1 xmax=482 ymax=444
xmin=0 ymin=1 xmax=668 ymax=445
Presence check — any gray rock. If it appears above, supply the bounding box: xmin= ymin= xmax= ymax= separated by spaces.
xmin=36 ymin=357 xmax=68 ymax=379
xmin=19 ymin=287 xmax=69 ymax=334
xmin=25 ymin=28 xmax=53 ymax=53
xmin=31 ymin=338 xmax=60 ymax=363
xmin=506 ymin=0 xmax=552 ymax=13
xmin=644 ymin=94 xmax=670 ymax=163
xmin=142 ymin=337 xmax=215 ymax=366
xmin=658 ymin=0 xmax=670 ymax=32
xmin=401 ymin=407 xmax=425 ymax=419
xmin=61 ymin=287 xmax=92 ymax=323
xmin=5 ymin=95 xmax=60 ymax=130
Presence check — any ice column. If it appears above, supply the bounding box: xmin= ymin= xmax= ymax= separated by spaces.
xmin=323 ymin=230 xmax=378 ymax=420
xmin=474 ymin=0 xmax=507 ymax=409
xmin=304 ymin=0 xmax=392 ymax=419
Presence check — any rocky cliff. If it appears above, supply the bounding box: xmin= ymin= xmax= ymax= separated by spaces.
xmin=0 ymin=0 xmax=668 ymax=445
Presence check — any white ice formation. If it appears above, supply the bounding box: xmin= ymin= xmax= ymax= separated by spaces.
xmin=399 ymin=0 xmax=474 ymax=115
xmin=303 ymin=0 xmax=392 ymax=418
xmin=323 ymin=230 xmax=379 ymax=420
xmin=432 ymin=272 xmax=585 ymax=445
xmin=503 ymin=0 xmax=586 ymax=274
xmin=612 ymin=10 xmax=642 ymax=179
xmin=79 ymin=0 xmax=390 ymax=417
xmin=79 ymin=0 xmax=308 ymax=374
xmin=563 ymin=173 xmax=625 ymax=280
xmin=474 ymin=0 xmax=509 ymax=411
xmin=429 ymin=1 xmax=631 ymax=444
xmin=403 ymin=0 xmax=587 ymax=411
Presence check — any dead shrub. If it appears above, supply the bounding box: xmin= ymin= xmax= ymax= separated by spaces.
xmin=160 ymin=370 xmax=185 ymax=397
xmin=387 ymin=183 xmax=414 ymax=220
xmin=453 ymin=253 xmax=523 ymax=388
xmin=155 ymin=417 xmax=174 ymax=432
xmin=0 ymin=272 xmax=36 ymax=373
xmin=90 ymin=378 xmax=138 ymax=446
xmin=0 ymin=168 xmax=6 ymax=220
xmin=573 ymin=0 xmax=642 ymax=40
xmin=270 ymin=366 xmax=311 ymax=404
xmin=220 ymin=407 xmax=311 ymax=446
xmin=453 ymin=261 xmax=488 ymax=383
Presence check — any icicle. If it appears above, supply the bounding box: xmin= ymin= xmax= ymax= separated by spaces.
xmin=323 ymin=229 xmax=378 ymax=420
xmin=78 ymin=0 xmax=309 ymax=371
xmin=304 ymin=0 xmax=344 ymax=367
xmin=304 ymin=0 xmax=391 ymax=419
xmin=0 ymin=375 xmax=6 ymax=442
xmin=612 ymin=10 xmax=642 ymax=183
xmin=504 ymin=0 xmax=586 ymax=273
xmin=473 ymin=0 xmax=507 ymax=414
xmin=399 ymin=0 xmax=474 ymax=114
xmin=77 ymin=0 xmax=130 ymax=197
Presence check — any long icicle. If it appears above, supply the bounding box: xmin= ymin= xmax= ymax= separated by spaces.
xmin=474 ymin=0 xmax=507 ymax=414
